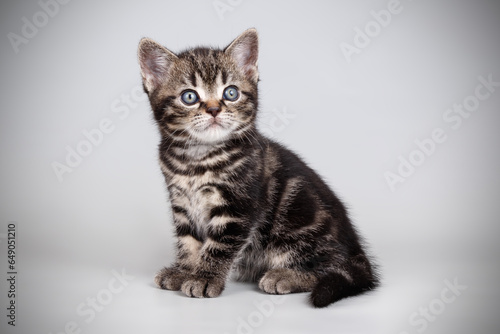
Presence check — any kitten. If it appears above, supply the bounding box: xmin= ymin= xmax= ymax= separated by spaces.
xmin=138 ymin=28 xmax=378 ymax=307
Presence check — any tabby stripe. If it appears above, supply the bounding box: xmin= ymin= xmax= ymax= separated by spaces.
xmin=221 ymin=69 xmax=228 ymax=85
xmin=209 ymin=152 xmax=248 ymax=172
xmin=175 ymin=223 xmax=193 ymax=238
xmin=206 ymin=180 xmax=255 ymax=206
xmin=209 ymin=215 xmax=240 ymax=229
xmin=161 ymin=150 xmax=249 ymax=176
xmin=159 ymin=139 xmax=190 ymax=153
xmin=209 ymin=205 xmax=232 ymax=219
xmin=242 ymin=109 xmax=254 ymax=119
xmin=202 ymin=239 xmax=239 ymax=259
xmin=162 ymin=96 xmax=176 ymax=110
xmin=167 ymin=149 xmax=193 ymax=162
xmin=154 ymin=96 xmax=176 ymax=122
xmin=164 ymin=113 xmax=187 ymax=126
xmin=172 ymin=205 xmax=188 ymax=215
xmin=168 ymin=146 xmax=241 ymax=166
xmin=165 ymin=132 xmax=190 ymax=141
xmin=255 ymin=177 xmax=292 ymax=247
xmin=205 ymin=178 xmax=251 ymax=205
xmin=293 ymin=209 xmax=331 ymax=235
xmin=205 ymin=244 xmax=234 ymax=259
xmin=204 ymin=145 xmax=240 ymax=161
xmin=175 ymin=220 xmax=207 ymax=243
xmin=172 ymin=211 xmax=191 ymax=225
xmin=276 ymin=177 xmax=304 ymax=217
xmin=270 ymin=231 xmax=334 ymax=253
xmin=241 ymin=90 xmax=256 ymax=103
xmin=223 ymin=153 xmax=253 ymax=175
xmin=161 ymin=156 xmax=191 ymax=175
xmin=208 ymin=221 xmax=247 ymax=242
xmin=189 ymin=72 xmax=197 ymax=87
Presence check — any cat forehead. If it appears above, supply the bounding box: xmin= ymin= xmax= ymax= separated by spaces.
xmin=176 ymin=47 xmax=237 ymax=85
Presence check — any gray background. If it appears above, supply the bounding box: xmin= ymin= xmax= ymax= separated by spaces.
xmin=1 ymin=0 xmax=499 ymax=333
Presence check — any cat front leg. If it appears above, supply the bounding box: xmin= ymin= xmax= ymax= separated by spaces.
xmin=154 ymin=265 xmax=187 ymax=291
xmin=180 ymin=217 xmax=250 ymax=298
xmin=155 ymin=234 xmax=203 ymax=291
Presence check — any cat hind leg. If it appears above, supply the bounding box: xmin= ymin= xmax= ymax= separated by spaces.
xmin=258 ymin=268 xmax=317 ymax=294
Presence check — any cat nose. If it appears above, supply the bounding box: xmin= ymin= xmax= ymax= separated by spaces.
xmin=205 ymin=101 xmax=221 ymax=117
xmin=206 ymin=106 xmax=220 ymax=117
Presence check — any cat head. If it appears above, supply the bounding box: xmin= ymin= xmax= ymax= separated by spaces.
xmin=138 ymin=29 xmax=259 ymax=145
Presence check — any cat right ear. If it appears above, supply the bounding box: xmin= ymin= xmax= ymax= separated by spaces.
xmin=225 ymin=28 xmax=259 ymax=83
xmin=138 ymin=38 xmax=177 ymax=93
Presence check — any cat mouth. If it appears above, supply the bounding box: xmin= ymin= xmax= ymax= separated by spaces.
xmin=189 ymin=116 xmax=235 ymax=143
xmin=203 ymin=118 xmax=227 ymax=130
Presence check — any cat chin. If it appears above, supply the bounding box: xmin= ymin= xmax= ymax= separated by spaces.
xmin=188 ymin=127 xmax=233 ymax=145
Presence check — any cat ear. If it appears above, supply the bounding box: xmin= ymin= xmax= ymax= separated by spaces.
xmin=224 ymin=28 xmax=259 ymax=83
xmin=138 ymin=38 xmax=177 ymax=93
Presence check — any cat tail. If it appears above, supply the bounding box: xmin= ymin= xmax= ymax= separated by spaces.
xmin=310 ymin=257 xmax=379 ymax=308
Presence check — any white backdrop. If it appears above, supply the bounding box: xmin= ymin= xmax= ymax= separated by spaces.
xmin=1 ymin=0 xmax=499 ymax=333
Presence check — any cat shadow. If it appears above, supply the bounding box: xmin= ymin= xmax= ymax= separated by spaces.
xmin=147 ymin=280 xmax=255 ymax=298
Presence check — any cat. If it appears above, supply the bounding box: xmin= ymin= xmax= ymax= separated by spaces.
xmin=137 ymin=28 xmax=378 ymax=308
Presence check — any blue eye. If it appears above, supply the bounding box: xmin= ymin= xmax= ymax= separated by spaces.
xmin=181 ymin=90 xmax=199 ymax=105
xmin=223 ymin=86 xmax=239 ymax=101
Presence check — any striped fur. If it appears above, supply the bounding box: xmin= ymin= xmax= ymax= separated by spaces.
xmin=139 ymin=29 xmax=378 ymax=307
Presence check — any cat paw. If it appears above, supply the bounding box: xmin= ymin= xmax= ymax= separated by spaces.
xmin=258 ymin=268 xmax=316 ymax=294
xmin=181 ymin=276 xmax=225 ymax=298
xmin=154 ymin=266 xmax=188 ymax=291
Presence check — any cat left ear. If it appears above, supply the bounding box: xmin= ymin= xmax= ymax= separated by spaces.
xmin=138 ymin=38 xmax=178 ymax=93
xmin=224 ymin=28 xmax=259 ymax=83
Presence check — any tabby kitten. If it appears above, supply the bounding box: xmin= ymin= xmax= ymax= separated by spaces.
xmin=138 ymin=28 xmax=378 ymax=307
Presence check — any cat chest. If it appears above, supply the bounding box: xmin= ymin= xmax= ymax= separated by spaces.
xmin=167 ymin=173 xmax=226 ymax=237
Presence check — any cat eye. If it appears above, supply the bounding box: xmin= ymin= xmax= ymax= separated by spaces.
xmin=181 ymin=90 xmax=199 ymax=105
xmin=223 ymin=86 xmax=239 ymax=101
